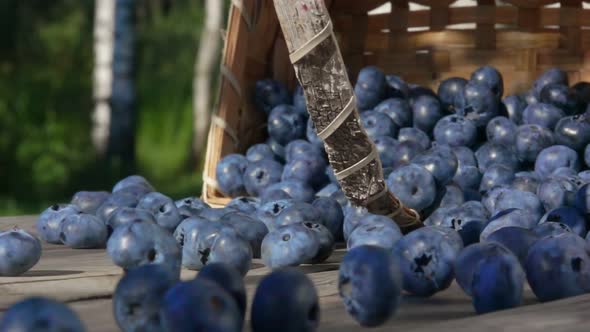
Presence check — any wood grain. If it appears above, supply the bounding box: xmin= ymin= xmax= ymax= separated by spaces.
xmin=2 ymin=216 xmax=590 ymax=331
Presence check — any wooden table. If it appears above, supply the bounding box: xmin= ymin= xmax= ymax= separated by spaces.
xmin=1 ymin=215 xmax=589 ymax=331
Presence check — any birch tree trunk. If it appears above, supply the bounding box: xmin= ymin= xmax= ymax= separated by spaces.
xmin=108 ymin=0 xmax=137 ymax=167
xmin=193 ymin=0 xmax=224 ymax=159
xmin=92 ymin=0 xmax=116 ymax=156
xmin=272 ymin=0 xmax=423 ymax=232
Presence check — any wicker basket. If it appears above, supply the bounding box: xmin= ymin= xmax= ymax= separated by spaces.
xmin=202 ymin=0 xmax=590 ymax=207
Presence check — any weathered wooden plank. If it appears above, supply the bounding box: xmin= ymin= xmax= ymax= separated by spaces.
xmin=3 ymin=216 xmax=590 ymax=332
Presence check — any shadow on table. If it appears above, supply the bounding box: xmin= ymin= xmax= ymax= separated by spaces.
xmin=21 ymin=270 xmax=84 ymax=277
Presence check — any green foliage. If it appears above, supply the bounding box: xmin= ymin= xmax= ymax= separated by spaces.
xmin=0 ymin=0 xmax=214 ymax=215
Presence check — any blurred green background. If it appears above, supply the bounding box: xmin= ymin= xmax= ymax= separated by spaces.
xmin=0 ymin=0 xmax=220 ymax=215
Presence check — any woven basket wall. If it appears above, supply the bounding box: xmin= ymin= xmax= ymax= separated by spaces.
xmin=202 ymin=0 xmax=590 ymax=207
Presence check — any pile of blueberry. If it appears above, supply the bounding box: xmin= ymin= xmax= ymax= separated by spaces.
xmin=3 ymin=65 xmax=590 ymax=331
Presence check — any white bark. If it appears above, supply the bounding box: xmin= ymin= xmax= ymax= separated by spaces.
xmin=193 ymin=0 xmax=224 ymax=158
xmin=92 ymin=0 xmax=116 ymax=156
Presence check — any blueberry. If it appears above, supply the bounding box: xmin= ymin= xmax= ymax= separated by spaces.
xmin=439 ymin=184 xmax=465 ymax=208
xmin=533 ymin=68 xmax=569 ymax=97
xmin=281 ymin=157 xmax=327 ymax=190
xmin=161 ymin=278 xmax=243 ymax=332
xmin=347 ymin=219 xmax=402 ymax=251
xmin=471 ymin=252 xmax=524 ymax=314
xmin=511 ymin=171 xmax=541 ymax=193
xmin=175 ymin=196 xmax=210 ymax=217
xmin=522 ymin=102 xmax=565 ymax=130
xmin=273 ymin=202 xmax=324 ymax=231
xmin=226 ymin=196 xmax=260 ymax=214
xmin=339 ymin=246 xmax=402 ymax=327
xmin=480 ymin=208 xmax=538 ymax=241
xmin=256 ymin=199 xmax=295 ymax=228
xmin=315 ymin=183 xmax=347 ymax=207
xmin=373 ymin=135 xmax=400 ymax=169
xmin=437 ymin=77 xmax=468 ymax=113
xmin=540 ymin=207 xmax=587 ymax=237
xmin=0 ymin=297 xmax=85 ymax=332
xmin=411 ymin=144 xmax=458 ymax=185
xmin=493 ymin=187 xmax=543 ymax=223
xmin=452 ymin=147 xmax=482 ymax=191
xmin=485 ymin=227 xmax=538 ymax=266
xmin=361 ymin=110 xmax=398 ymax=139
xmin=579 ymin=170 xmax=590 ymax=183
xmin=137 ymin=192 xmax=182 ymax=232
xmin=106 ymin=207 xmax=155 ymax=236
xmin=430 ymin=225 xmax=465 ymax=252
xmin=260 ymin=180 xmax=314 ymax=203
xmin=312 ymin=197 xmax=344 ymax=239
xmin=397 ymin=127 xmax=430 ymax=150
xmin=412 ymin=95 xmax=443 ymax=134
xmin=479 ymin=164 xmax=516 ymax=194
xmin=535 ymin=145 xmax=580 ymax=179
xmin=243 ymin=159 xmax=283 ymax=197
xmin=440 ymin=205 xmax=486 ymax=246
xmin=254 ymin=79 xmax=291 ymax=115
xmin=573 ymin=81 xmax=590 ymax=106
xmin=394 ymin=227 xmax=460 ymax=296
xmin=537 ymin=176 xmax=578 ymax=211
xmin=386 ymin=74 xmax=410 ymax=98
xmin=459 ymin=81 xmax=499 ymax=127
xmin=36 ymin=204 xmax=80 ymax=244
xmin=113 ymin=175 xmax=155 ymax=193
xmin=302 ymin=222 xmax=334 ymax=264
xmin=503 ymin=95 xmax=527 ymax=124
xmin=285 ymin=139 xmax=325 ymax=164
xmin=220 ymin=211 xmax=268 ymax=258
xmin=475 ymin=142 xmax=519 ymax=172
xmin=114 ymin=184 xmax=153 ymax=201
xmin=554 ymin=114 xmax=590 ymax=151
xmin=471 ymin=66 xmax=504 ymax=99
xmin=486 ymin=116 xmax=517 ymax=146
xmin=523 ymin=89 xmax=540 ymax=105
xmin=251 ymin=268 xmax=319 ymax=332
xmin=540 ymin=83 xmax=582 ymax=115
xmin=216 ymin=154 xmax=249 ymax=197
xmin=96 ymin=191 xmax=139 ymax=222
xmin=71 ymin=191 xmax=110 ymax=214
xmin=576 ymin=183 xmax=590 ymax=216
xmin=259 ymin=188 xmax=293 ymax=204
xmin=514 ymin=124 xmax=555 ymax=163
xmin=454 ymin=242 xmax=513 ymax=296
xmin=175 ymin=218 xmax=251 ymax=275
xmin=60 ymin=213 xmax=107 ymax=249
xmin=197 ymin=263 xmax=247 ymax=322
xmin=208 ymin=227 xmax=253 ymax=276
xmin=197 ymin=207 xmax=237 ymax=221
xmin=268 ymin=104 xmax=306 ymax=145
xmin=525 ymin=233 xmax=590 ymax=302
xmin=342 ymin=206 xmax=370 ymax=241
xmin=433 ymin=115 xmax=477 ymax=147
xmin=586 ymin=144 xmax=590 ymax=168
xmin=107 ymin=218 xmax=181 ymax=278
xmin=481 ymin=185 xmax=512 ymax=214
xmin=533 ymin=221 xmax=573 ymax=238
xmin=113 ymin=264 xmax=177 ymax=332
xmin=374 ymin=98 xmax=412 ymax=127
xmin=409 ymin=85 xmax=438 ymax=104
xmin=355 ymin=66 xmax=387 ymax=111
xmin=266 ymin=137 xmax=286 ymax=162
xmin=389 ymin=140 xmax=425 ymax=169
xmin=387 ymin=164 xmax=437 ymax=211
xmin=246 ymin=143 xmax=277 ymax=162
xmin=261 ymin=223 xmax=320 ymax=269
xmin=0 ymin=228 xmax=41 ymax=276
xmin=293 ymin=84 xmax=306 ymax=113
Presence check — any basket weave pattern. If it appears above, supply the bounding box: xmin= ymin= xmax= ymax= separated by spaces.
xmin=202 ymin=0 xmax=590 ymax=207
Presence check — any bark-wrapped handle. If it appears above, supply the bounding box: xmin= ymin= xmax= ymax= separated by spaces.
xmin=272 ymin=0 xmax=423 ymax=233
